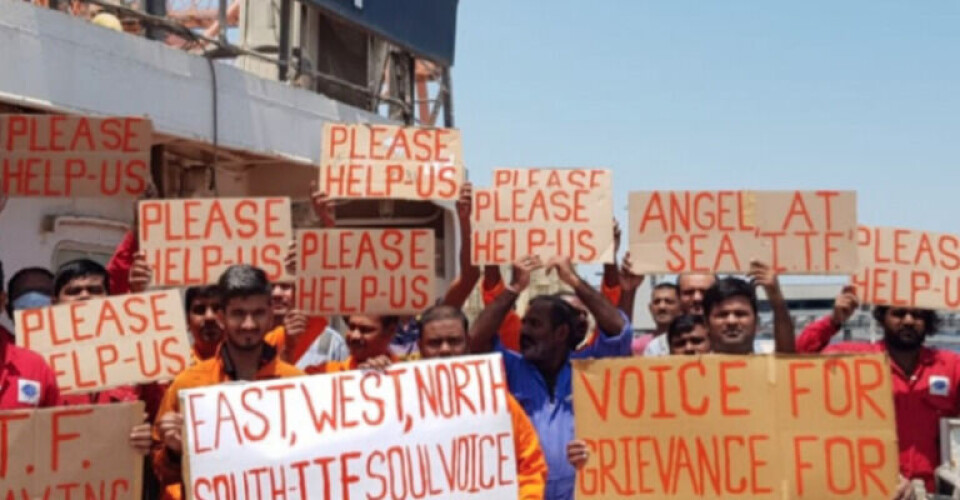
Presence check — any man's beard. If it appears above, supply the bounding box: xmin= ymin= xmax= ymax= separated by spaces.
xmin=885 ymin=327 xmax=925 ymax=351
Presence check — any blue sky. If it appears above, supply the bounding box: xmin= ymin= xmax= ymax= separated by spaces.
xmin=453 ymin=0 xmax=960 ymax=238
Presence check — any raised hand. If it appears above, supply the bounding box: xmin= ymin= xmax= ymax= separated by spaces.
xmin=509 ymin=255 xmax=544 ymax=293
xmin=619 ymin=251 xmax=645 ymax=292
xmin=457 ymin=182 xmax=473 ymax=222
xmin=546 ymin=255 xmax=581 ymax=288
xmin=310 ymin=180 xmax=336 ymax=227
xmin=833 ymin=285 xmax=860 ymax=326
xmin=129 ymin=252 xmax=153 ymax=293
xmin=748 ymin=260 xmax=781 ymax=297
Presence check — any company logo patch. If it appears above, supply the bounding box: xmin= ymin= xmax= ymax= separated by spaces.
xmin=930 ymin=376 xmax=950 ymax=397
xmin=17 ymin=379 xmax=41 ymax=405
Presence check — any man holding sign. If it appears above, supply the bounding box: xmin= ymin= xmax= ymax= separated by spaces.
xmin=31 ymin=259 xmax=156 ymax=455
xmin=469 ymin=255 xmax=631 ymax=500
xmin=152 ymin=264 xmax=303 ymax=500
xmin=339 ymin=305 xmax=550 ymax=500
xmin=798 ymin=287 xmax=956 ymax=497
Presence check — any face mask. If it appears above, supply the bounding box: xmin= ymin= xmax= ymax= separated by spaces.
xmin=12 ymin=291 xmax=52 ymax=311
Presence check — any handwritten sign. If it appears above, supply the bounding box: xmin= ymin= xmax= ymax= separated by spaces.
xmin=181 ymin=354 xmax=518 ymax=500
xmin=573 ymin=355 xmax=898 ymax=499
xmin=319 ymin=123 xmax=463 ymax=200
xmin=294 ymin=228 xmax=435 ymax=315
xmin=15 ymin=290 xmax=191 ymax=394
xmin=471 ymin=168 xmax=614 ymax=264
xmin=0 ymin=402 xmax=144 ymax=499
xmin=139 ymin=197 xmax=292 ymax=286
xmin=853 ymin=226 xmax=960 ymax=310
xmin=0 ymin=114 xmax=152 ymax=197
xmin=628 ymin=190 xmax=857 ymax=274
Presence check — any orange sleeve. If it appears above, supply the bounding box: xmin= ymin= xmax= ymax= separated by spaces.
xmin=151 ymin=378 xmax=185 ymax=487
xmin=508 ymin=395 xmax=547 ymax=500
xmin=600 ymin=281 xmax=622 ymax=307
xmin=499 ymin=311 xmax=522 ymax=352
xmin=151 ymin=365 xmax=214 ymax=488
xmin=274 ymin=361 xmax=306 ymax=377
xmin=160 ymin=484 xmax=182 ymax=500
xmin=482 ymin=277 xmax=506 ymax=306
xmin=264 ymin=325 xmax=285 ymax=350
xmin=482 ymin=277 xmax=522 ymax=352
xmin=303 ymin=358 xmax=353 ymax=375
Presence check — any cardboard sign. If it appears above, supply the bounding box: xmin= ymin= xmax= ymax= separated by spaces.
xmin=0 ymin=402 xmax=144 ymax=499
xmin=139 ymin=197 xmax=293 ymax=286
xmin=0 ymin=114 xmax=152 ymax=197
xmin=295 ymin=228 xmax=435 ymax=315
xmin=319 ymin=123 xmax=464 ymax=200
xmin=15 ymin=290 xmax=191 ymax=395
xmin=181 ymin=354 xmax=518 ymax=500
xmin=472 ymin=168 xmax=614 ymax=264
xmin=853 ymin=226 xmax=960 ymax=310
xmin=628 ymin=190 xmax=858 ymax=274
xmin=572 ymin=355 xmax=898 ymax=499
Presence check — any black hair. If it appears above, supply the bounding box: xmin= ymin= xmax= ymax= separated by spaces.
xmin=185 ymin=285 xmax=221 ymax=311
xmin=217 ymin=265 xmax=271 ymax=307
xmin=53 ymin=259 xmax=110 ymax=297
xmin=653 ymin=281 xmax=680 ymax=293
xmin=667 ymin=314 xmax=706 ymax=344
xmin=652 ymin=282 xmax=679 ymax=296
xmin=702 ymin=277 xmax=757 ymax=318
xmin=344 ymin=314 xmax=400 ymax=331
xmin=872 ymin=306 xmax=940 ymax=336
xmin=419 ymin=305 xmax=469 ymax=333
xmin=529 ymin=294 xmax=584 ymax=350
xmin=6 ymin=267 xmax=55 ymax=318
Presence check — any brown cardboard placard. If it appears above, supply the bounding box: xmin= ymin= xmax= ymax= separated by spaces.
xmin=319 ymin=123 xmax=464 ymax=200
xmin=572 ymin=355 xmax=898 ymax=499
xmin=472 ymin=168 xmax=614 ymax=264
xmin=15 ymin=290 xmax=191 ymax=394
xmin=628 ymin=190 xmax=857 ymax=274
xmin=0 ymin=114 xmax=152 ymax=197
xmin=295 ymin=228 xmax=436 ymax=314
xmin=138 ymin=197 xmax=293 ymax=286
xmin=853 ymin=225 xmax=960 ymax=310
xmin=0 ymin=402 xmax=145 ymax=498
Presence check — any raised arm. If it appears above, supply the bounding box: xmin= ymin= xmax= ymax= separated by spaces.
xmin=442 ymin=182 xmax=481 ymax=307
xmin=601 ymin=219 xmax=621 ymax=293
xmin=548 ymin=256 xmax=626 ymax=336
xmin=617 ymin=251 xmax=645 ymax=322
xmin=310 ymin=181 xmax=337 ymax=228
xmin=748 ymin=260 xmax=795 ymax=354
xmin=468 ymin=256 xmax=540 ymax=353
xmin=796 ymin=285 xmax=858 ymax=353
xmin=483 ymin=265 xmax=503 ymax=298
